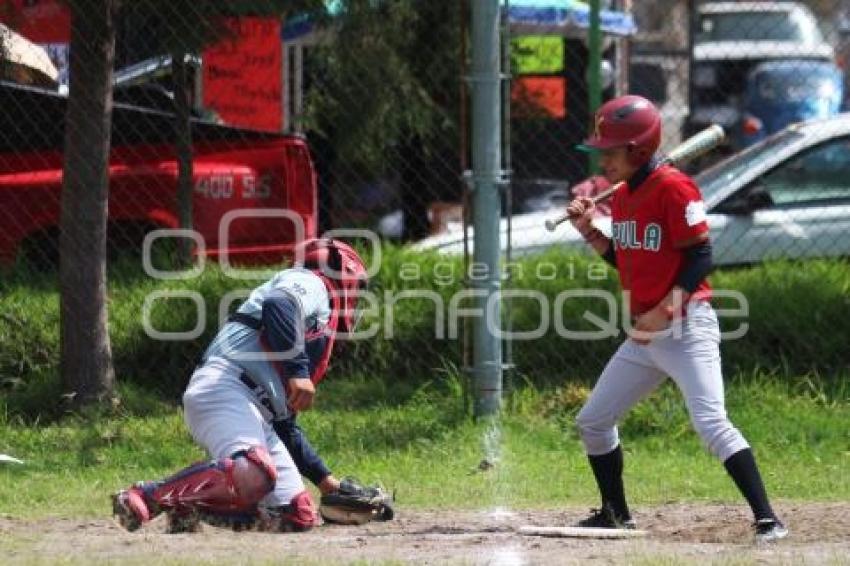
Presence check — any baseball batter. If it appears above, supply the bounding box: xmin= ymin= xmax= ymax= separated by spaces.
xmin=566 ymin=95 xmax=787 ymax=542
xmin=112 ymin=238 xmax=369 ymax=532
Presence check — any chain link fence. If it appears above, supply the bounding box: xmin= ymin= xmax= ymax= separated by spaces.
xmin=0 ymin=1 xmax=849 ymax=406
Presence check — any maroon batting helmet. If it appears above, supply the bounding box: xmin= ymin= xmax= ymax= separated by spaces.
xmin=581 ymin=95 xmax=661 ymax=166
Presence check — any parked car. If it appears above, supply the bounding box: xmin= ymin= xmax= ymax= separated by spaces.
xmin=740 ymin=60 xmax=844 ymax=147
xmin=686 ymin=2 xmax=833 ymax=147
xmin=520 ymin=188 xmax=570 ymax=215
xmin=0 ymin=81 xmax=317 ymax=266
xmin=413 ymin=114 xmax=850 ymax=265
xmin=374 ymin=178 xmax=578 ymax=240
xmin=510 ymin=179 xmax=571 ymax=214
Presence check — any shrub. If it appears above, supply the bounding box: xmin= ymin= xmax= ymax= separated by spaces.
xmin=1 ymin=248 xmax=848 ymax=419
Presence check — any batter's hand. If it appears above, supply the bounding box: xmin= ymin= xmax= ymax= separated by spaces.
xmin=288 ymin=378 xmax=315 ymax=412
xmin=630 ymin=304 xmax=675 ymax=345
xmin=566 ymin=196 xmax=595 ymax=233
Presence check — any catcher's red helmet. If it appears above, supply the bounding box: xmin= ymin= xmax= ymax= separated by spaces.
xmin=295 ymin=238 xmax=368 ymax=333
xmin=582 ymin=95 xmax=661 ymax=166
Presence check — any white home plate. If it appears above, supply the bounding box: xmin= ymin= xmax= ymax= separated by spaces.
xmin=518 ymin=525 xmax=648 ymax=539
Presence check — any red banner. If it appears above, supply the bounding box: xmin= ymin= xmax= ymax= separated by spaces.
xmin=0 ymin=1 xmax=70 ymax=84
xmin=1 ymin=0 xmax=70 ymax=43
xmin=511 ymin=76 xmax=566 ymax=119
xmin=203 ymin=18 xmax=283 ymax=132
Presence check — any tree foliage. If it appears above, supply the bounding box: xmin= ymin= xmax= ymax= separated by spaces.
xmin=303 ymin=0 xmax=462 ymax=175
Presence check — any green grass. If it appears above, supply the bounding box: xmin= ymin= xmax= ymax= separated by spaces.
xmin=3 ymin=251 xmax=850 ymax=422
xmin=1 ymin=251 xmax=848 ymax=519
xmin=1 ymin=371 xmax=847 ymax=519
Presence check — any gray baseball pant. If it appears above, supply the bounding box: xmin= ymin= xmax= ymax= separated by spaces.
xmin=576 ymin=301 xmax=749 ymax=462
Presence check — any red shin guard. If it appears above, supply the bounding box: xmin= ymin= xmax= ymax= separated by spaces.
xmin=114 ymin=446 xmax=277 ymax=531
xmin=147 ymin=446 xmax=277 ymax=515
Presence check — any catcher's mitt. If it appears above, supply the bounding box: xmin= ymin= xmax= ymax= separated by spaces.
xmin=319 ymin=478 xmax=395 ymax=525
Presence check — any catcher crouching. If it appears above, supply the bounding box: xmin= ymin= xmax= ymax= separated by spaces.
xmin=112 ymin=239 xmax=393 ymax=533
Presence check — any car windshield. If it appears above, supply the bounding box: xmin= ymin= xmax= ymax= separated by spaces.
xmin=755 ymin=70 xmax=838 ymax=102
xmin=697 ymin=12 xmax=820 ymax=43
xmin=694 ymin=130 xmax=805 ymax=201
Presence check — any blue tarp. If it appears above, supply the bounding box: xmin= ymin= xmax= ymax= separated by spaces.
xmin=283 ymin=0 xmax=636 ymax=42
xmin=283 ymin=13 xmax=314 ymax=42
xmin=506 ymin=0 xmax=636 ymax=37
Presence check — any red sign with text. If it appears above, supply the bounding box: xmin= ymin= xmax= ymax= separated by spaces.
xmin=0 ymin=0 xmax=70 ymax=84
xmin=2 ymin=0 xmax=70 ymax=43
xmin=511 ymin=76 xmax=566 ymax=119
xmin=203 ymin=18 xmax=283 ymax=132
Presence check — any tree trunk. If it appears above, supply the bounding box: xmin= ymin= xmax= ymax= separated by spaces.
xmin=59 ymin=0 xmax=118 ymax=408
xmin=172 ymin=49 xmax=194 ymax=267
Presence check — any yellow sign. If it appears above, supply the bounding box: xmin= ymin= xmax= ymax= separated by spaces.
xmin=511 ymin=36 xmax=564 ymax=74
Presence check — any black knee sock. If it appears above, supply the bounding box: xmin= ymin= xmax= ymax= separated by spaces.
xmin=587 ymin=445 xmax=630 ymax=520
xmin=723 ymin=448 xmax=775 ymax=521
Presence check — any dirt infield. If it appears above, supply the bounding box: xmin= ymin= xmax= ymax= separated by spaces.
xmin=2 ymin=502 xmax=848 ymax=564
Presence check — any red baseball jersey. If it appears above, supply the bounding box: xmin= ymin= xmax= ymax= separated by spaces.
xmin=610 ymin=164 xmax=711 ymax=316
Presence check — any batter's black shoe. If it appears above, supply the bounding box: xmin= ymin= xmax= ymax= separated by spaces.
xmin=576 ymin=504 xmax=636 ymax=530
xmin=754 ymin=518 xmax=788 ymax=543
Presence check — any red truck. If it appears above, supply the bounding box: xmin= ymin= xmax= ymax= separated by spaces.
xmin=0 ymin=81 xmax=317 ymax=267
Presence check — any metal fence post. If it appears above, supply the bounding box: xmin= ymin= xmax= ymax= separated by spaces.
xmin=470 ymin=0 xmax=502 ymax=418
xmin=588 ymin=0 xmax=602 ymax=174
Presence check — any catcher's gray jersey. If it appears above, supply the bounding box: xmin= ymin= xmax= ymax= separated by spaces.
xmin=235 ymin=267 xmax=331 ymax=328
xmin=202 ymin=268 xmax=330 ymax=418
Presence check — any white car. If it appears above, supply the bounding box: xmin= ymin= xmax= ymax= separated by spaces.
xmin=413 ymin=115 xmax=850 ymax=265
xmin=687 ymin=1 xmax=833 ymax=145
xmin=694 ymin=2 xmax=832 ymax=61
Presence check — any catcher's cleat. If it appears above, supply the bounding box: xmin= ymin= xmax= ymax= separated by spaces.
xmin=575 ymin=504 xmax=636 ymax=530
xmin=754 ymin=518 xmax=788 ymax=543
xmin=257 ymin=491 xmax=319 ymax=532
xmin=112 ymin=486 xmax=153 ymax=532
xmin=166 ymin=509 xmax=203 ymax=534
xmin=198 ymin=510 xmax=260 ymax=532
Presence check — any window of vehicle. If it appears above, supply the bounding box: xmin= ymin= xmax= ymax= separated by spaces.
xmin=696 ymin=129 xmax=804 ymax=202
xmin=753 ymin=66 xmax=840 ymax=104
xmin=758 ymin=136 xmax=850 ymax=205
xmin=696 ymin=11 xmax=822 ymax=44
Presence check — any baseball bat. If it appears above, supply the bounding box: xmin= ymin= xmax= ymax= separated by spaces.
xmin=543 ymin=124 xmax=725 ymax=232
